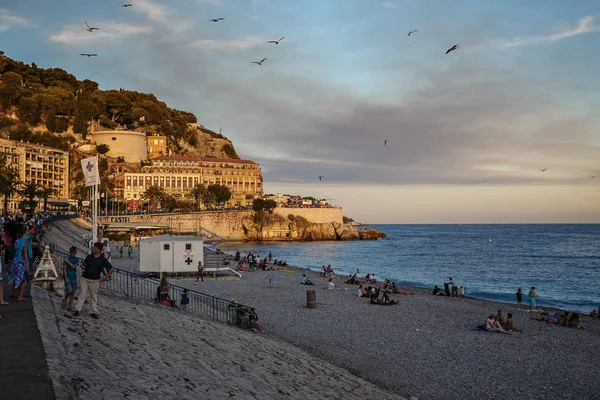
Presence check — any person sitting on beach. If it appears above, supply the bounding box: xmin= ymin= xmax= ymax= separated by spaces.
xmin=301 ymin=274 xmax=314 ymax=285
xmin=389 ymin=282 xmax=407 ymax=296
xmin=326 ymin=265 xmax=334 ymax=274
xmin=380 ymin=292 xmax=398 ymax=305
xmin=504 ymin=313 xmax=514 ymax=331
xmin=305 ymin=276 xmax=314 ymax=285
xmin=485 ymin=314 xmax=512 ymax=335
xmin=496 ymin=310 xmax=505 ymax=326
xmin=358 ymin=285 xmax=367 ymax=297
xmin=327 ymin=278 xmax=336 ymax=290
xmin=346 ymin=273 xmax=359 ymax=285
xmin=433 ymin=285 xmax=444 ymax=296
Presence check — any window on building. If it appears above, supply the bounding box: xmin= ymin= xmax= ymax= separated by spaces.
xmin=163 ymin=244 xmax=170 ymax=251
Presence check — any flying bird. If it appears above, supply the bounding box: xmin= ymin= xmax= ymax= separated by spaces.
xmin=408 ymin=30 xmax=418 ymax=36
xmin=122 ymin=4 xmax=133 ymax=7
xmin=84 ymin=21 xmax=99 ymax=32
xmin=539 ymin=168 xmax=547 ymax=172
xmin=319 ymin=176 xmax=324 ymax=181
xmin=384 ymin=140 xmax=387 ymax=146
xmin=445 ymin=44 xmax=459 ymax=54
xmin=251 ymin=57 xmax=267 ymax=65
xmin=592 ymin=176 xmax=596 ymax=179
xmin=268 ymin=37 xmax=285 ymax=45
xmin=80 ymin=53 xmax=98 ymax=57
xmin=210 ymin=18 xmax=225 ymax=22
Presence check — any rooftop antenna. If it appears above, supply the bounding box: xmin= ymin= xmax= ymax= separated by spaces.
xmin=219 ymin=127 xmax=222 ymax=134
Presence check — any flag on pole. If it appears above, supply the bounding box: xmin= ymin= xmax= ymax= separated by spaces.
xmin=80 ymin=156 xmax=101 ymax=187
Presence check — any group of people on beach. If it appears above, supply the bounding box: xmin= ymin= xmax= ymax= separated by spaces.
xmin=484 ymin=310 xmax=515 ymax=334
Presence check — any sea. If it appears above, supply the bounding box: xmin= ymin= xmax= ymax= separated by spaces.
xmin=221 ymin=224 xmax=600 ymax=314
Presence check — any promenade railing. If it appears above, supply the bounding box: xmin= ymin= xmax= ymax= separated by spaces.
xmin=44 ymin=228 xmax=260 ymax=332
xmin=100 ymin=268 xmax=259 ymax=330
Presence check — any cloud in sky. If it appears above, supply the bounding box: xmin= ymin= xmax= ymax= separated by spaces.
xmin=188 ymin=36 xmax=266 ymax=52
xmin=465 ymin=15 xmax=600 ymax=52
xmin=49 ymin=23 xmax=151 ymax=45
xmin=132 ymin=0 xmax=170 ymax=23
xmin=381 ymin=2 xmax=397 ymax=9
xmin=0 ymin=8 xmax=27 ymax=31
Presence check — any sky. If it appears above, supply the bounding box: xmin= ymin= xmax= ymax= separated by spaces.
xmin=1 ymin=0 xmax=600 ymax=223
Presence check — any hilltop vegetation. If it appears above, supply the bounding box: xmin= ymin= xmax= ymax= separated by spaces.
xmin=0 ymin=51 xmax=235 ymax=155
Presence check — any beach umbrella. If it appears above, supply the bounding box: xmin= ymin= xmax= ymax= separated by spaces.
xmin=264 ymin=272 xmax=285 ymax=285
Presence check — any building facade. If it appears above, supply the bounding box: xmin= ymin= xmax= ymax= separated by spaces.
xmin=123 ymin=155 xmax=262 ymax=209
xmin=147 ymin=134 xmax=168 ymax=159
xmin=0 ymin=138 xmax=69 ymax=213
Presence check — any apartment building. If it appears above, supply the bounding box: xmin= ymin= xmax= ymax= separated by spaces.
xmin=147 ymin=134 xmax=168 ymax=159
xmin=0 ymin=138 xmax=70 ymax=213
xmin=123 ymin=155 xmax=262 ymax=208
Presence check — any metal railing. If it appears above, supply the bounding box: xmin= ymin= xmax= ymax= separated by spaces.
xmin=44 ymin=220 xmax=260 ymax=331
xmin=100 ymin=268 xmax=259 ymax=330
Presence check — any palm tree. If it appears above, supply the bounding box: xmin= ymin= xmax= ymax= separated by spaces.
xmin=39 ymin=187 xmax=56 ymax=213
xmin=19 ymin=182 xmax=42 ymax=215
xmin=141 ymin=185 xmax=166 ymax=212
xmin=190 ymin=183 xmax=209 ymax=210
xmin=0 ymin=154 xmax=20 ymax=216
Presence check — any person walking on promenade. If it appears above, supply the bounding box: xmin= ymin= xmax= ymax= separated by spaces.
xmin=73 ymin=242 xmax=114 ymax=319
xmin=0 ymin=232 xmax=7 ymax=305
xmin=516 ymin=288 xmax=523 ymax=305
xmin=195 ymin=260 xmax=204 ymax=285
xmin=8 ymin=225 xmax=34 ymax=301
xmin=528 ymin=287 xmax=537 ymax=312
xmin=62 ymin=246 xmax=81 ymax=310
xmin=128 ymin=245 xmax=133 ymax=259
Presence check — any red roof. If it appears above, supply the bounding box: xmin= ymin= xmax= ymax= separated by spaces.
xmin=199 ymin=157 xmax=257 ymax=165
xmin=151 ymin=155 xmax=201 ymax=161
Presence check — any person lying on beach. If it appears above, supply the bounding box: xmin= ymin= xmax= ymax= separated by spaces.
xmin=539 ymin=312 xmax=583 ymax=329
xmin=485 ymin=315 xmax=512 ymax=334
xmin=387 ymin=282 xmax=408 ymax=296
xmin=370 ymin=292 xmax=398 ymax=306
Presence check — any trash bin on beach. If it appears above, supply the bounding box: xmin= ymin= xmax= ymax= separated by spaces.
xmin=307 ymin=290 xmax=316 ymax=309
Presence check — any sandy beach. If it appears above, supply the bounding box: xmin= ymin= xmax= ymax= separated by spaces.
xmin=44 ymin=220 xmax=600 ymax=399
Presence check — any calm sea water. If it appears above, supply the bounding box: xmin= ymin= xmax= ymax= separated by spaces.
xmin=222 ymin=224 xmax=600 ymax=313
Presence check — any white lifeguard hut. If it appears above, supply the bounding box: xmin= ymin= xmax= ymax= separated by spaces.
xmin=138 ymin=235 xmax=204 ymax=274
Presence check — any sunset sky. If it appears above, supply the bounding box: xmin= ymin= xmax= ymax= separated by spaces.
xmin=1 ymin=0 xmax=599 ymax=223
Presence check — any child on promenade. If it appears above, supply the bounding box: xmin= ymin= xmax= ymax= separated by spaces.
xmin=181 ymin=289 xmax=189 ymax=311
xmin=62 ymin=246 xmax=81 ymax=310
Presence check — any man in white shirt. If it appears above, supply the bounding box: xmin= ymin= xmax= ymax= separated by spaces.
xmin=102 ymin=239 xmax=112 ymax=262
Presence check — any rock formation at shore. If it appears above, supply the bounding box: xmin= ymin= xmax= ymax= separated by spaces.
xmin=240 ymin=213 xmax=386 ymax=241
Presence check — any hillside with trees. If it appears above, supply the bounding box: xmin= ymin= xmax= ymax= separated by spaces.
xmin=0 ymin=51 xmax=238 ymax=158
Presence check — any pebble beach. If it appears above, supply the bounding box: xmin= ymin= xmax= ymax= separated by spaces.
xmin=41 ymin=221 xmax=600 ymax=399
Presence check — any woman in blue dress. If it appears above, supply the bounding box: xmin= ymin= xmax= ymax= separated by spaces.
xmin=8 ymin=225 xmax=34 ymax=301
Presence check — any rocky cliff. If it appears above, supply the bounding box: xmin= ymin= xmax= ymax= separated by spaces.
xmin=240 ymin=213 xmax=386 ymax=241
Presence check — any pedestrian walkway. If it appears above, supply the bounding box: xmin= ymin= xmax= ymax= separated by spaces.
xmin=0 ymin=273 xmax=55 ymax=400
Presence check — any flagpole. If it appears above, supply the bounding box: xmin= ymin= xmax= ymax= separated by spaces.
xmin=92 ymin=155 xmax=99 ymax=244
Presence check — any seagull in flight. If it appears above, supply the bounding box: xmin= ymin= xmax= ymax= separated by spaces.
xmin=384 ymin=140 xmax=388 ymax=146
xmin=210 ymin=18 xmax=225 ymax=22
xmin=251 ymin=57 xmax=267 ymax=65
xmin=84 ymin=21 xmax=99 ymax=32
xmin=80 ymin=53 xmax=98 ymax=58
xmin=408 ymin=30 xmax=418 ymax=36
xmin=539 ymin=168 xmax=547 ymax=172
xmin=445 ymin=44 xmax=459 ymax=54
xmin=268 ymin=37 xmax=285 ymax=45
xmin=319 ymin=176 xmax=324 ymax=181
xmin=122 ymin=3 xmax=133 ymax=7
xmin=592 ymin=176 xmax=596 ymax=179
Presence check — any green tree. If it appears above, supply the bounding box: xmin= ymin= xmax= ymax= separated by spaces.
xmin=207 ymin=184 xmax=231 ymax=205
xmin=252 ymin=198 xmax=277 ymax=213
xmin=96 ymin=144 xmax=110 ymax=155
xmin=55 ymin=116 xmax=69 ymax=132
xmin=0 ymin=154 xmax=20 ymax=216
xmin=141 ymin=185 xmax=167 ymax=211
xmin=16 ymin=95 xmax=42 ymax=125
xmin=39 ymin=187 xmax=56 ymax=213
xmin=19 ymin=182 xmax=42 ymax=215
xmin=0 ymin=71 xmax=22 ymax=108
xmin=190 ymin=183 xmax=209 ymax=210
xmin=221 ymin=143 xmax=239 ymax=159
xmin=45 ymin=112 xmax=56 ymax=132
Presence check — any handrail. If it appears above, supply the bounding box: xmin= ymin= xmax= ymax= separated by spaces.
xmin=101 ymin=267 xmax=259 ymax=330
xmin=44 ymin=221 xmax=260 ymax=331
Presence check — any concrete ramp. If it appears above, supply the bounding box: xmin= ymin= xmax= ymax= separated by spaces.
xmin=203 ymin=266 xmax=242 ymax=278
